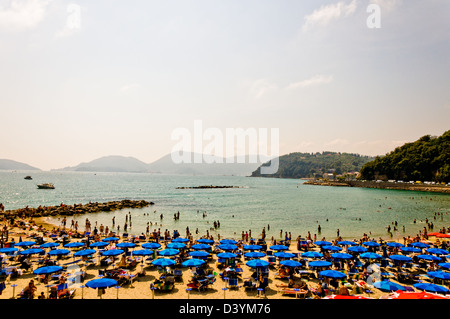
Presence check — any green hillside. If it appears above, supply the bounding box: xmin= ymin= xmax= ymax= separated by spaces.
xmin=251 ymin=152 xmax=373 ymax=178
xmin=359 ymin=130 xmax=450 ymax=183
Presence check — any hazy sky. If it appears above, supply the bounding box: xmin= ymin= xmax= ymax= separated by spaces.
xmin=1 ymin=0 xmax=449 ymax=170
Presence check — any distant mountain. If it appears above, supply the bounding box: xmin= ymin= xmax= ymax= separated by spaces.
xmin=360 ymin=130 xmax=450 ymax=182
xmin=54 ymin=155 xmax=150 ymax=173
xmin=251 ymin=152 xmax=374 ymax=178
xmin=147 ymin=152 xmax=267 ymax=176
xmin=53 ymin=153 xmax=268 ymax=176
xmin=0 ymin=159 xmax=41 ymax=171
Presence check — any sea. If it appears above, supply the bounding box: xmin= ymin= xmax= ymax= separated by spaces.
xmin=1 ymin=170 xmax=449 ymax=242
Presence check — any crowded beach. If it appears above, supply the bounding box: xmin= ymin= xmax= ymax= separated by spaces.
xmin=1 ymin=209 xmax=450 ymax=300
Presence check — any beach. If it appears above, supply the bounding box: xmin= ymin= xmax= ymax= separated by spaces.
xmin=1 ymin=213 xmax=449 ymax=301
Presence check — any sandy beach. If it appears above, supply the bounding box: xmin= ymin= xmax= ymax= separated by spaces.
xmin=0 ymin=215 xmax=449 ymax=300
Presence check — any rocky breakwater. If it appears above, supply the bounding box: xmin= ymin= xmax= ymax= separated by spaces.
xmin=176 ymin=185 xmax=243 ymax=189
xmin=1 ymin=199 xmax=154 ymax=218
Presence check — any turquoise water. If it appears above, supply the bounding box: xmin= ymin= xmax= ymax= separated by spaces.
xmin=1 ymin=170 xmax=449 ymax=241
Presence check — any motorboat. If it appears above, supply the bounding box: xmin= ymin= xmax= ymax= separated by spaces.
xmin=37 ymin=183 xmax=55 ymax=189
xmin=24 ymin=176 xmax=33 ymax=180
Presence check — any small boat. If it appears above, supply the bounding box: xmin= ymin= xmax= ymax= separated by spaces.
xmin=37 ymin=183 xmax=55 ymax=189
xmin=24 ymin=176 xmax=33 ymax=180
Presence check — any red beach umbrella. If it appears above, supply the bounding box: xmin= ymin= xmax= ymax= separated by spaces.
xmin=389 ymin=290 xmax=449 ymax=299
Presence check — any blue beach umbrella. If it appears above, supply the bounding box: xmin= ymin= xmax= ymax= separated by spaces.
xmin=48 ymin=249 xmax=71 ymax=256
xmin=116 ymin=242 xmax=136 ymax=249
xmin=319 ymin=270 xmax=347 ymax=279
xmin=220 ymin=239 xmax=238 ymax=245
xmin=360 ymin=252 xmax=382 ymax=260
xmin=348 ymin=246 xmax=368 ymax=253
xmin=64 ymin=242 xmax=85 ymax=248
xmin=142 ymin=242 xmax=161 ymax=249
xmin=246 ymin=259 xmax=269 ymax=268
xmin=410 ymin=242 xmax=430 ymax=249
xmin=373 ymin=280 xmax=405 ymax=292
xmin=152 ymin=258 xmax=176 ymax=267
xmin=331 ymin=253 xmax=353 ymax=260
xmin=417 ymin=254 xmax=441 ymax=262
xmin=426 ymin=248 xmax=449 ymax=256
xmin=413 ymin=283 xmax=450 ymax=294
xmin=40 ymin=242 xmax=60 ymax=248
xmin=269 ymin=245 xmax=289 ymax=251
xmin=18 ymin=248 xmax=44 ymax=255
xmin=280 ymin=260 xmax=302 ymax=268
xmin=14 ymin=241 xmax=36 ymax=247
xmin=102 ymin=237 xmax=120 ymax=242
xmin=132 ymin=249 xmax=154 ymax=256
xmin=217 ymin=252 xmax=237 ymax=259
xmin=427 ymin=271 xmax=450 ymax=280
xmin=33 ymin=265 xmax=63 ymax=275
xmin=182 ymin=259 xmax=206 ymax=267
xmin=438 ymin=263 xmax=450 ymax=269
xmin=158 ymin=249 xmax=180 ymax=256
xmin=274 ymin=252 xmax=296 ymax=259
xmin=172 ymin=237 xmax=189 ymax=243
xmin=74 ymin=249 xmax=97 ymax=257
xmin=309 ymin=260 xmax=332 ymax=268
xmin=244 ymin=252 xmax=266 ymax=259
xmin=337 ymin=241 xmax=356 ymax=246
xmin=89 ymin=241 xmax=109 ymax=248
xmin=196 ymin=238 xmax=214 ymax=244
xmin=243 ymin=245 xmax=263 ymax=251
xmin=86 ymin=278 xmax=118 ymax=289
xmin=101 ymin=249 xmax=124 ymax=257
xmin=322 ymin=245 xmax=342 ymax=252
xmin=218 ymin=244 xmax=238 ymax=251
xmin=167 ymin=242 xmax=186 ymax=249
xmin=301 ymin=251 xmax=323 ymax=258
xmin=189 ymin=251 xmax=210 ymax=258
xmin=386 ymin=242 xmax=404 ymax=248
xmin=192 ymin=244 xmax=211 ymax=251
xmin=0 ymin=247 xmax=18 ymax=254
xmin=389 ymin=255 xmax=412 ymax=262
xmin=362 ymin=241 xmax=381 ymax=248
xmin=400 ymin=247 xmax=422 ymax=254
xmin=314 ymin=241 xmax=332 ymax=246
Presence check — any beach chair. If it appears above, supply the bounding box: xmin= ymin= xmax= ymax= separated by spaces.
xmin=227 ymin=277 xmax=240 ymax=289
xmin=280 ymin=288 xmax=308 ymax=299
xmin=268 ymin=256 xmax=276 ymax=266
xmin=174 ymin=269 xmax=183 ymax=281
xmin=244 ymin=278 xmax=257 ymax=290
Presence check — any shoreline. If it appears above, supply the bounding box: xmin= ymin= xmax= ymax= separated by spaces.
xmin=303 ymin=180 xmax=450 ymax=194
xmin=0 ymin=211 xmax=448 ymax=301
